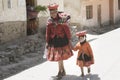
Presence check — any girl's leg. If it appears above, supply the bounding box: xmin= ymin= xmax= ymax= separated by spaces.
xmin=81 ymin=67 xmax=84 ymax=77
xmin=87 ymin=66 xmax=91 ymax=73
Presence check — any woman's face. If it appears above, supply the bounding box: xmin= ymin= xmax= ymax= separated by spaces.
xmin=50 ymin=9 xmax=57 ymax=18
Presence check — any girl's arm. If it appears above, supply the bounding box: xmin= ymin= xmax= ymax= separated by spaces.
xmin=72 ymin=42 xmax=79 ymax=51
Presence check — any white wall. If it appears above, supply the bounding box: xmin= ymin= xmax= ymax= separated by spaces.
xmin=80 ymin=0 xmax=109 ymax=27
xmin=64 ymin=0 xmax=110 ymax=27
xmin=80 ymin=1 xmax=97 ymax=27
xmin=100 ymin=0 xmax=109 ymax=25
xmin=0 ymin=0 xmax=3 ymax=12
xmin=114 ymin=0 xmax=120 ymax=23
xmin=64 ymin=0 xmax=81 ymax=23
xmin=0 ymin=0 xmax=26 ymax=22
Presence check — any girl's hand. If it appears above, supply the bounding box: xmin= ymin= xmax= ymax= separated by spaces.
xmin=46 ymin=43 xmax=49 ymax=49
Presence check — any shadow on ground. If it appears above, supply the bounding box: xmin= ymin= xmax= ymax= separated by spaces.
xmin=50 ymin=74 xmax=101 ymax=80
xmin=88 ymin=38 xmax=98 ymax=42
xmin=63 ymin=74 xmax=101 ymax=80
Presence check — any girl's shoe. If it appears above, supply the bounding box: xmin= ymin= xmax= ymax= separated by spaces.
xmin=88 ymin=68 xmax=91 ymax=73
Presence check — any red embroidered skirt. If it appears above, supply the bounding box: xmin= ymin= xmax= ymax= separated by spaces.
xmin=47 ymin=45 xmax=73 ymax=61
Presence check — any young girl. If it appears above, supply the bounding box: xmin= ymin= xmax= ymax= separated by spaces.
xmin=72 ymin=31 xmax=94 ymax=77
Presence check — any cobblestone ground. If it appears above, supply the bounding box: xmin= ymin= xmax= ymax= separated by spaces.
xmin=0 ymin=23 xmax=120 ymax=80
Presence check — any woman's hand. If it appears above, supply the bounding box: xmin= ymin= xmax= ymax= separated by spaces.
xmin=69 ymin=40 xmax=73 ymax=50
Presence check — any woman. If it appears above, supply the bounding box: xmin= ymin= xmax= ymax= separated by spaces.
xmin=46 ymin=3 xmax=73 ymax=78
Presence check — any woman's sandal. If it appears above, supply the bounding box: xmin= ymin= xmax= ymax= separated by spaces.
xmin=80 ymin=73 xmax=84 ymax=77
xmin=56 ymin=69 xmax=66 ymax=78
xmin=61 ymin=69 xmax=66 ymax=76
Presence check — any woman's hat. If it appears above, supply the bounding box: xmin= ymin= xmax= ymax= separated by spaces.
xmin=48 ymin=3 xmax=58 ymax=10
xmin=76 ymin=30 xmax=87 ymax=36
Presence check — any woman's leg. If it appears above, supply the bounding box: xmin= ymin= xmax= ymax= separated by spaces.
xmin=61 ymin=60 xmax=66 ymax=76
xmin=81 ymin=67 xmax=84 ymax=77
xmin=57 ymin=60 xmax=66 ymax=77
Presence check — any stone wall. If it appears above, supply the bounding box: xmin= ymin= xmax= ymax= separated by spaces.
xmin=0 ymin=33 xmax=45 ymax=66
xmin=0 ymin=21 xmax=26 ymax=43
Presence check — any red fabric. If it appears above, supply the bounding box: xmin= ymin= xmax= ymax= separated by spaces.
xmin=48 ymin=3 xmax=58 ymax=10
xmin=46 ymin=20 xmax=71 ymax=43
xmin=73 ymin=42 xmax=94 ymax=67
xmin=46 ymin=12 xmax=73 ymax=61
xmin=76 ymin=30 xmax=87 ymax=36
xmin=47 ymin=45 xmax=73 ymax=61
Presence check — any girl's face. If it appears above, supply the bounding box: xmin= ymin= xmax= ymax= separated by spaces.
xmin=50 ymin=9 xmax=57 ymax=18
xmin=78 ymin=36 xmax=86 ymax=43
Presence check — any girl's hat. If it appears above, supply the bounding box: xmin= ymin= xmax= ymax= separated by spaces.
xmin=48 ymin=3 xmax=59 ymax=10
xmin=76 ymin=30 xmax=87 ymax=36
